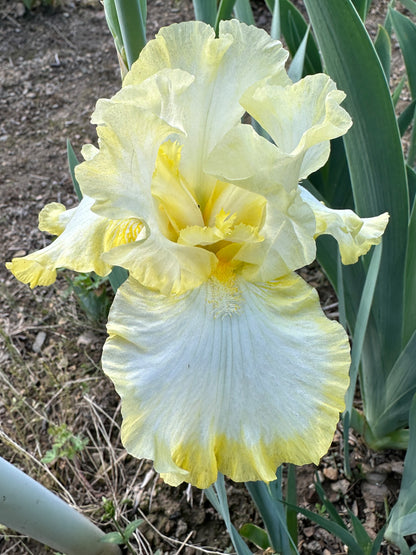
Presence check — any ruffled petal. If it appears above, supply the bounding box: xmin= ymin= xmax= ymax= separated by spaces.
xmin=206 ymin=124 xmax=316 ymax=278
xmin=123 ymin=20 xmax=289 ymax=205
xmin=6 ymin=197 xmax=113 ymax=288
xmin=103 ymin=273 xmax=350 ymax=489
xmin=242 ymin=74 xmax=352 ymax=178
xmin=76 ymin=104 xmax=176 ymax=223
xmin=102 ymin=234 xmax=217 ymax=295
xmin=300 ymin=187 xmax=389 ymax=264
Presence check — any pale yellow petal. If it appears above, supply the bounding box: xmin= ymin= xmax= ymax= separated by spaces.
xmin=206 ymin=125 xmax=316 ymax=278
xmin=242 ymin=74 xmax=352 ymax=178
xmin=102 ymin=234 xmax=217 ymax=295
xmin=38 ymin=202 xmax=69 ymax=235
xmin=300 ymin=187 xmax=389 ymax=264
xmin=103 ymin=273 xmax=350 ymax=488
xmin=6 ymin=197 xmax=112 ymax=288
xmin=123 ymin=20 xmax=289 ymax=206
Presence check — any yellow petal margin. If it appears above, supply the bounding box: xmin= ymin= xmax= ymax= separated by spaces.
xmin=103 ymin=273 xmax=350 ymax=489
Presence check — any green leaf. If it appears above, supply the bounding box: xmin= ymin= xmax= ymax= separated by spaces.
xmin=67 ymin=139 xmax=82 ymax=201
xmin=284 ymin=502 xmax=362 ymax=554
xmin=397 ymin=0 xmax=416 ymax=18
xmin=314 ymin=475 xmax=347 ymax=530
xmin=374 ymin=25 xmax=391 ymax=80
xmin=348 ymin=509 xmax=372 ymax=552
xmin=270 ymin=0 xmax=281 ymax=40
xmin=344 ymin=243 xmax=383 ymax=418
xmin=233 ymin=0 xmax=255 ymax=25
xmin=193 ymin=0 xmax=216 ymax=25
xmin=398 ymin=99 xmax=416 ymax=136
xmin=351 ymin=0 xmax=372 ymax=20
xmin=285 ymin=464 xmax=298 ymax=549
xmin=124 ymin=518 xmax=143 ymax=540
xmin=407 ymin=165 xmax=416 ymax=209
xmin=240 ymin=524 xmax=270 ymax=550
xmin=113 ymin=0 xmax=146 ymax=68
xmin=385 ymin=395 xmax=416 ymax=553
xmin=108 ymin=266 xmax=128 ymax=293
xmin=393 ymin=75 xmax=406 ymax=107
xmin=103 ymin=0 xmax=126 ymax=66
xmin=403 ymin=199 xmax=416 ymax=344
xmin=100 ymin=531 xmax=124 ymax=545
xmin=205 ymin=475 xmax=253 ymax=555
xmin=375 ymin=330 xmax=416 ymax=434
xmin=304 ymin=0 xmax=409 ymax=435
xmin=390 ymin=8 xmax=416 ymax=98
xmin=408 ymin=109 xmax=416 ymax=167
xmin=245 ymin=471 xmax=297 ymax=555
xmin=215 ymin=0 xmax=237 ymax=33
xmin=287 ymin=26 xmax=310 ymax=82
xmin=276 ymin=0 xmax=322 ymax=76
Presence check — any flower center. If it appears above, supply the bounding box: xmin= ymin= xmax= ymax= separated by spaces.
xmin=105 ymin=218 xmax=144 ymax=249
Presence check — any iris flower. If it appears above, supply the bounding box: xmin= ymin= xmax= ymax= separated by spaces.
xmin=7 ymin=21 xmax=389 ymax=489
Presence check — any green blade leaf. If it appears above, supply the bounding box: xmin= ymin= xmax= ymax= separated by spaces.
xmin=108 ymin=266 xmax=128 ymax=292
xmin=67 ymin=139 xmax=82 ymax=201
xmin=398 ymin=99 xmax=416 ymax=137
xmin=113 ymin=0 xmax=146 ymax=68
xmin=389 ymin=8 xmax=416 ymax=98
xmin=193 ymin=0 xmax=217 ymax=25
xmin=215 ymin=0 xmax=237 ymax=33
xmin=303 ymin=0 xmax=409 ymax=429
xmin=100 ymin=531 xmax=124 ymax=545
xmin=385 ymin=395 xmax=416 ymax=553
xmin=233 ymin=0 xmax=255 ymax=25
xmin=205 ymin=475 xmax=253 ymax=555
xmin=374 ymin=25 xmax=391 ymax=80
xmin=266 ymin=0 xmax=322 ymax=75
xmin=239 ymin=524 xmax=270 ymax=550
xmin=285 ymin=464 xmax=298 ymax=549
xmin=376 ymin=330 xmax=416 ymax=434
xmin=245 ymin=472 xmax=297 ymax=555
xmin=403 ymin=199 xmax=416 ymax=343
xmin=344 ymin=243 xmax=383 ymax=418
xmin=287 ymin=26 xmax=310 ymax=82
xmin=284 ymin=502 xmax=362 ymax=554
xmin=400 ymin=0 xmax=416 ymax=16
xmin=348 ymin=509 xmax=372 ymax=551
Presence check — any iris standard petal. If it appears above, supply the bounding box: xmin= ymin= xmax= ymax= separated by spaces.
xmin=103 ymin=272 xmax=350 ymax=489
xmin=206 ymin=124 xmax=317 ymax=278
xmin=300 ymin=187 xmax=389 ymax=264
xmin=123 ymin=20 xmax=290 ymax=205
xmin=242 ymin=74 xmax=352 ymax=179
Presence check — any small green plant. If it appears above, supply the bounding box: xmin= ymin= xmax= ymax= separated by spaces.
xmin=41 ymin=424 xmax=88 ymax=464
xmin=65 ymin=272 xmax=112 ymax=323
xmin=100 ymin=498 xmax=143 ymax=554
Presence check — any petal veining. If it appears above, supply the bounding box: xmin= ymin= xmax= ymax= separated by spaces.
xmin=103 ymin=273 xmax=350 ymax=489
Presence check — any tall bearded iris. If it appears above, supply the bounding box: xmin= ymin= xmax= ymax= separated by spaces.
xmin=7 ymin=21 xmax=388 ymax=489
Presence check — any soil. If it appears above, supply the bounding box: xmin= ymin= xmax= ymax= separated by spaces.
xmin=0 ymin=1 xmax=411 ymax=554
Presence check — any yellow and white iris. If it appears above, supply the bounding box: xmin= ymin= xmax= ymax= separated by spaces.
xmin=7 ymin=21 xmax=389 ymax=488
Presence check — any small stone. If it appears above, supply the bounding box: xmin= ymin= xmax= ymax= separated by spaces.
xmin=330 ymin=479 xmax=350 ymax=495
xmin=32 ymin=331 xmax=46 ymax=353
xmin=323 ymin=466 xmax=339 ymax=481
xmin=303 ymin=526 xmax=315 ymax=538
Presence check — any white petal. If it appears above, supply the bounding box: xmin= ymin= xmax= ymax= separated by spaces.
xmin=103 ymin=273 xmax=350 ymax=489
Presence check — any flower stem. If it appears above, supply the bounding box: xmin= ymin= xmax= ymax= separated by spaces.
xmin=0 ymin=457 xmax=120 ymax=555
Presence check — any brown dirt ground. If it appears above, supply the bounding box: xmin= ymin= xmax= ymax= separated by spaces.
xmin=0 ymin=0 xmax=412 ymax=553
